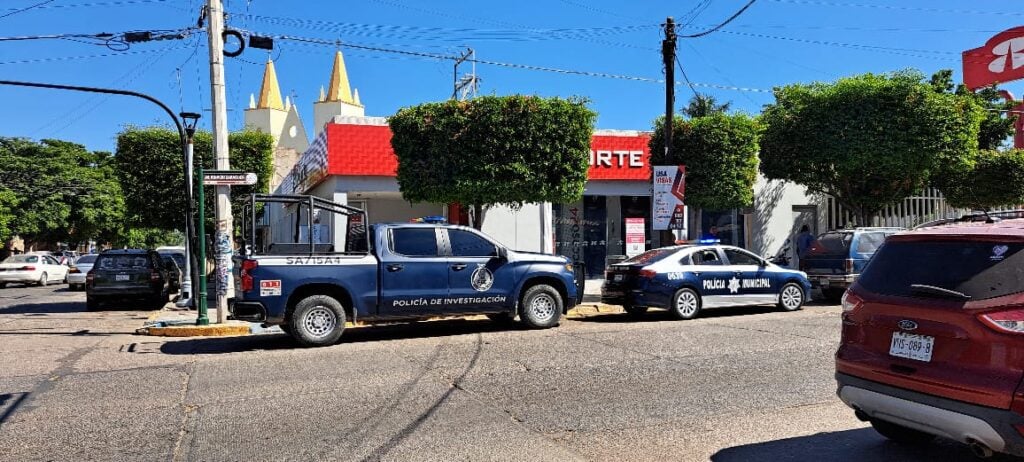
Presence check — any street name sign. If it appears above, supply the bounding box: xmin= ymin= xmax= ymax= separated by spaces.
xmin=203 ymin=170 xmax=257 ymax=186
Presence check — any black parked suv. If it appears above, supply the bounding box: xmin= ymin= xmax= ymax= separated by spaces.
xmin=86 ymin=249 xmax=171 ymax=310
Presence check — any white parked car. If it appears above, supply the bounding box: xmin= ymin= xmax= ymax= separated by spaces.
xmin=0 ymin=253 xmax=69 ymax=287
xmin=67 ymin=254 xmax=98 ymax=291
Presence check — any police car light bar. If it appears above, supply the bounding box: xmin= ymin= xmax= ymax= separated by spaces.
xmin=696 ymin=238 xmax=721 ymax=245
xmin=411 ymin=216 xmax=447 ymax=224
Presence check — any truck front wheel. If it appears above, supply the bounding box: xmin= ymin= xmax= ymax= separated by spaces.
xmin=290 ymin=295 xmax=346 ymax=347
xmin=519 ymin=284 xmax=562 ymax=329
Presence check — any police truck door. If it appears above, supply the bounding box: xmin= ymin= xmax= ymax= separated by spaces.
xmin=379 ymin=227 xmax=450 ymax=316
xmin=443 ymin=229 xmax=515 ymax=312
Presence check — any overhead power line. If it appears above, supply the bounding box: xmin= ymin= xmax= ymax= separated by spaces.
xmin=2 ymin=0 xmax=171 ymax=11
xmin=679 ymin=0 xmax=758 ymax=38
xmin=767 ymin=0 xmax=1024 ymax=16
xmin=271 ymin=34 xmax=772 ymax=93
xmin=0 ymin=0 xmax=55 ymax=19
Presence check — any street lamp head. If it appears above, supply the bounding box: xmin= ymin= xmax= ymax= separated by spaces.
xmin=180 ymin=112 xmax=201 ymax=137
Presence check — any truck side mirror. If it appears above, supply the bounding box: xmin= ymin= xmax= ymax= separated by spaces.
xmin=496 ymin=246 xmax=507 ymax=260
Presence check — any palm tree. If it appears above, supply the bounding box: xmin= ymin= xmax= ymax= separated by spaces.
xmin=682 ymin=94 xmax=731 ymax=118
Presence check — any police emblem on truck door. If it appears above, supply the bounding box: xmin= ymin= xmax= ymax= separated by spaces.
xmin=471 ymin=264 xmax=494 ymax=292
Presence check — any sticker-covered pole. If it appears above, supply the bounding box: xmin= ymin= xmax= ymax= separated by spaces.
xmin=197 ymin=165 xmax=209 ymax=326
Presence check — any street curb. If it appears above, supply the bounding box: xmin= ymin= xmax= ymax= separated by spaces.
xmin=136 ymin=322 xmax=251 ymax=337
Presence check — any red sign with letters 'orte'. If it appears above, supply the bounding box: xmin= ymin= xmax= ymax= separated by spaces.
xmin=320 ymin=124 xmax=652 ymax=181
xmin=587 ymin=133 xmax=651 ymax=181
xmin=963 ymin=26 xmax=1024 ymax=90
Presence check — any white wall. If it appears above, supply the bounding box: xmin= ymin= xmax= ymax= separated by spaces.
xmin=751 ymin=175 xmax=823 ymax=258
xmin=481 ymin=204 xmax=544 ymax=252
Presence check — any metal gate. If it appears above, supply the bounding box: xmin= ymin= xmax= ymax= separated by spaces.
xmin=825 ymin=187 xmax=1019 ymax=230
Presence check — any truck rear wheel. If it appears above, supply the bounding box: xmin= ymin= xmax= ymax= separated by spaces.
xmin=519 ymin=284 xmax=562 ymax=329
xmin=290 ymin=295 xmax=346 ymax=347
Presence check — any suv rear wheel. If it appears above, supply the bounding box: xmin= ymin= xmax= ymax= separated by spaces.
xmin=290 ymin=295 xmax=346 ymax=347
xmin=869 ymin=419 xmax=934 ymax=444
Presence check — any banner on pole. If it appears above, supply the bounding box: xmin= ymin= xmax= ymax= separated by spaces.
xmin=653 ymin=165 xmax=686 ymax=231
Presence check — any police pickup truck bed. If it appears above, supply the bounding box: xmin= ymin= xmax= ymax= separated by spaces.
xmin=230 ymin=196 xmax=579 ymax=347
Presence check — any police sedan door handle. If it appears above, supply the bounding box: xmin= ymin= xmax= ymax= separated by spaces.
xmin=386 ymin=264 xmax=404 ymax=272
xmin=451 ymin=264 xmax=468 ymax=271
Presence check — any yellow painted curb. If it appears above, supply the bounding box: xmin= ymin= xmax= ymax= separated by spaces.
xmin=144 ymin=324 xmax=251 ymax=337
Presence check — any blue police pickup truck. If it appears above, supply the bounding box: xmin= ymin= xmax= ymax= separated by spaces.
xmin=230 ymin=194 xmax=579 ymax=347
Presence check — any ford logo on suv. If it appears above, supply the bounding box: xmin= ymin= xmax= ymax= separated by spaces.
xmin=898 ymin=320 xmax=918 ymax=331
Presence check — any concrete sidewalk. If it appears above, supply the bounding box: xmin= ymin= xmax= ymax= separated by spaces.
xmin=135 ymin=296 xmax=625 ymax=338
xmin=135 ymin=306 xmax=253 ymax=337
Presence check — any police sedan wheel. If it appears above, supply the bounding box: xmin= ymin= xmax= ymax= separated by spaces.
xmin=669 ymin=288 xmax=701 ymax=320
xmin=778 ymin=283 xmax=805 ymax=311
xmin=291 ymin=295 xmax=347 ymax=347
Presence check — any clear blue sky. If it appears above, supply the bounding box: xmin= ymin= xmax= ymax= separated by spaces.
xmin=2 ymin=0 xmax=1023 ymax=152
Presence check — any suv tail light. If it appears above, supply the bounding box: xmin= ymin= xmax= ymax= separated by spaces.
xmin=844 ymin=258 xmax=855 ymax=273
xmin=150 ymin=271 xmax=161 ymax=282
xmin=86 ymin=270 xmax=95 ymax=288
xmin=240 ymin=259 xmax=259 ymax=292
xmin=638 ymin=269 xmax=657 ymax=279
xmin=841 ymin=291 xmax=862 ymax=313
xmin=978 ymin=309 xmax=1024 ymax=334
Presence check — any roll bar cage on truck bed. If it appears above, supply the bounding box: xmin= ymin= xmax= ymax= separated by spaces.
xmin=238 ymin=193 xmax=370 ymax=257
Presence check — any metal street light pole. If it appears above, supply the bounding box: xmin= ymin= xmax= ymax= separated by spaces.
xmin=0 ymin=80 xmax=201 ymax=304
xmin=177 ymin=112 xmax=201 ymax=310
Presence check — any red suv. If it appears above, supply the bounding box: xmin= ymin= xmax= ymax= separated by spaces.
xmin=836 ymin=220 xmax=1024 ymax=459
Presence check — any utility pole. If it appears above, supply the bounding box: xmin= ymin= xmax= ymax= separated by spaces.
xmin=662 ymin=17 xmax=681 ymax=243
xmin=206 ymin=0 xmax=232 ymax=323
xmin=452 ymin=48 xmax=478 ymax=100
xmin=662 ymin=17 xmax=676 ymax=160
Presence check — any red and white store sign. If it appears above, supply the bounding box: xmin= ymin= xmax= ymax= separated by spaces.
xmin=312 ymin=124 xmax=651 ymax=181
xmin=587 ymin=134 xmax=651 ymax=181
xmin=963 ymin=26 xmax=1024 ymax=90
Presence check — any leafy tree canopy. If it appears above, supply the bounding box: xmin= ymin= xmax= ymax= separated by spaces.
xmin=389 ymin=95 xmax=596 ymax=224
xmin=940 ymin=149 xmax=1024 ymax=210
xmin=930 ymin=69 xmax=1017 ymax=151
xmin=650 ymin=112 xmax=760 ymax=211
xmin=759 ymin=70 xmax=984 ymax=225
xmin=0 ymin=137 xmax=124 ymax=246
xmin=114 ymin=127 xmax=275 ymax=231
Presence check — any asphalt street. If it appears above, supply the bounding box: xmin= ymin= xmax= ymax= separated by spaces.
xmin=0 ymin=284 xmax=1009 ymax=461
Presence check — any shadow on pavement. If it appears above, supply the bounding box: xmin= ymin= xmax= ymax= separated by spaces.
xmin=576 ymin=305 xmax=783 ymax=323
xmin=709 ymin=428 xmax=1009 ymax=462
xmin=160 ymin=318 xmax=517 ymax=355
xmin=0 ymin=301 xmax=86 ymax=315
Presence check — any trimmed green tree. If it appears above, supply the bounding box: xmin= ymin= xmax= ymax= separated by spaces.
xmin=389 ymin=95 xmax=597 ymax=228
xmin=940 ymin=149 xmax=1024 ymax=210
xmin=115 ymin=127 xmax=274 ymax=231
xmin=649 ymin=113 xmax=761 ymax=210
xmin=760 ymin=70 xmax=984 ymax=226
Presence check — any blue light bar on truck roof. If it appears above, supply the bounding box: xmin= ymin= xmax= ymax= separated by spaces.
xmin=411 ymin=216 xmax=447 ymax=224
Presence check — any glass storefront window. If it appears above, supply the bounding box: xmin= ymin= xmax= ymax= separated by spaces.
xmin=554 ymin=195 xmax=661 ymax=279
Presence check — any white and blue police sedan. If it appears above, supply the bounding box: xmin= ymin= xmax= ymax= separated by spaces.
xmin=601 ymin=242 xmax=812 ymax=320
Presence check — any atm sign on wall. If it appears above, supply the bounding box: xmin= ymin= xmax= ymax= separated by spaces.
xmin=587 ymin=134 xmax=651 ymax=181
